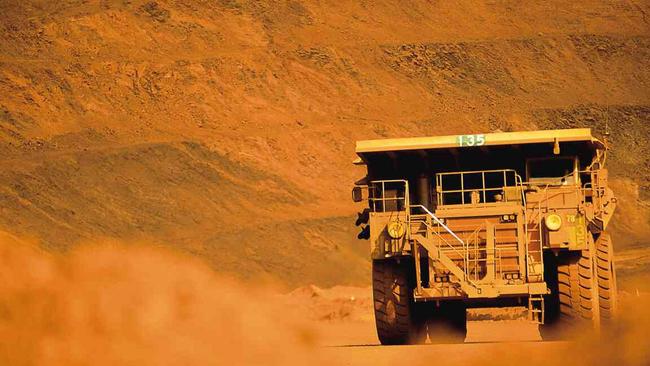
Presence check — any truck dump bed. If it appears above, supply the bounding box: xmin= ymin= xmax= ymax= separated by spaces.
xmin=356 ymin=128 xmax=604 ymax=157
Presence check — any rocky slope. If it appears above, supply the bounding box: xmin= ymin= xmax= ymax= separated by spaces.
xmin=0 ymin=0 xmax=648 ymax=286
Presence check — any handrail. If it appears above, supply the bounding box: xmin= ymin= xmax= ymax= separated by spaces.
xmin=437 ymin=168 xmax=523 ymax=176
xmin=436 ymin=169 xmax=525 ymax=207
xmin=409 ymin=204 xmax=480 ymax=289
xmin=411 ymin=205 xmax=465 ymax=245
xmin=464 ymin=223 xmax=485 ymax=282
xmin=415 ymin=216 xmax=466 ymax=260
xmin=368 ymin=179 xmax=410 ymax=213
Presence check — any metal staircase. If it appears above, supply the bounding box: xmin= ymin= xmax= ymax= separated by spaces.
xmin=408 ymin=205 xmax=484 ymax=297
xmin=525 ymin=201 xmax=544 ymax=282
xmin=528 ymin=294 xmax=544 ymax=324
xmin=524 ymin=188 xmax=547 ymax=283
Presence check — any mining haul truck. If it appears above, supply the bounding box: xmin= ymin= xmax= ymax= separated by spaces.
xmin=352 ymin=128 xmax=618 ymax=344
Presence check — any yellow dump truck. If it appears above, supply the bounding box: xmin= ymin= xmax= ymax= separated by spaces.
xmin=352 ymin=128 xmax=617 ymax=344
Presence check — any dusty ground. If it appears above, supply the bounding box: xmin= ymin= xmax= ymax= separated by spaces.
xmin=1 ymin=235 xmax=648 ymax=365
xmin=1 ymin=1 xmax=650 ymax=365
xmin=314 ymin=291 xmax=650 ymax=366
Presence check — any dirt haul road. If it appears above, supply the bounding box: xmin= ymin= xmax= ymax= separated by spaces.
xmin=292 ymin=284 xmax=650 ymax=366
xmin=320 ymin=322 xmax=644 ymax=366
xmin=321 ymin=321 xmax=564 ymax=366
xmin=1 ymin=233 xmax=649 ymax=365
xmin=317 ymin=312 xmax=650 ymax=365
xmin=321 ymin=313 xmax=650 ymax=366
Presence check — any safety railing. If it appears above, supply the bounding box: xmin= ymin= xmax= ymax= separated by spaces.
xmin=409 ymin=204 xmax=480 ymax=290
xmin=523 ymin=187 xmax=546 ymax=280
xmin=495 ymin=247 xmax=505 ymax=281
xmin=368 ymin=180 xmax=410 ymax=213
xmin=436 ymin=169 xmax=526 ymax=207
xmin=464 ymin=224 xmax=485 ymax=282
xmin=582 ymin=181 xmax=606 ymax=212
xmin=457 ymin=223 xmax=504 ymax=283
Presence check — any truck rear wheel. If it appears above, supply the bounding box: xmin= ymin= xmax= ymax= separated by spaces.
xmin=372 ymin=258 xmax=426 ymax=345
xmin=426 ymin=302 xmax=467 ymax=344
xmin=595 ymin=232 xmax=618 ymax=322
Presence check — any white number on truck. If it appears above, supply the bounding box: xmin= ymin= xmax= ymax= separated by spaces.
xmin=458 ymin=134 xmax=486 ymax=147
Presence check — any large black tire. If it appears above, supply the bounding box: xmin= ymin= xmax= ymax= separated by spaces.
xmin=557 ymin=249 xmax=597 ymax=324
xmin=372 ymin=258 xmax=427 ymax=345
xmin=595 ymin=232 xmax=618 ymax=322
xmin=425 ymin=301 xmax=467 ymax=344
xmin=540 ymin=248 xmax=599 ymax=339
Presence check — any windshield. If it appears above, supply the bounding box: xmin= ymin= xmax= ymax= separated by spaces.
xmin=527 ymin=157 xmax=577 ymax=185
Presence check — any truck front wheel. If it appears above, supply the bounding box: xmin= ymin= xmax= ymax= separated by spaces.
xmin=372 ymin=258 xmax=426 ymax=345
xmin=540 ymin=248 xmax=599 ymax=339
xmin=595 ymin=232 xmax=618 ymax=323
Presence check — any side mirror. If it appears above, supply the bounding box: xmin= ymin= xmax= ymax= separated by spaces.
xmin=355 ymin=208 xmax=370 ymax=226
xmin=357 ymin=225 xmax=370 ymax=240
xmin=352 ymin=186 xmax=365 ymax=202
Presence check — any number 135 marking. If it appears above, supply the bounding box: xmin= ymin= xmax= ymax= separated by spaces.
xmin=458 ymin=134 xmax=486 ymax=147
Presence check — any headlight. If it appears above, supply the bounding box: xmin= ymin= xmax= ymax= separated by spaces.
xmin=387 ymin=220 xmax=405 ymax=239
xmin=545 ymin=214 xmax=562 ymax=231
